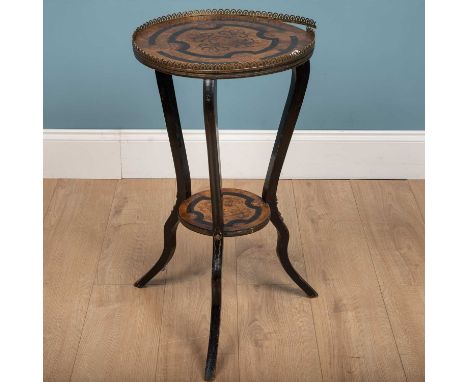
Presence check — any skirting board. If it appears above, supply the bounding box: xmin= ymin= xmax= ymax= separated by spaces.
xmin=43 ymin=129 xmax=425 ymax=179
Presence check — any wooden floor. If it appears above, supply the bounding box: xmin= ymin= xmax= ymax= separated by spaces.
xmin=44 ymin=179 xmax=424 ymax=382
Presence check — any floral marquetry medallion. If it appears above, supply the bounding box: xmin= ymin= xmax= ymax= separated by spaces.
xmin=189 ymin=28 xmax=256 ymax=53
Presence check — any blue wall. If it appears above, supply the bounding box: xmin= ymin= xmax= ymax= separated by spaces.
xmin=44 ymin=0 xmax=424 ymax=130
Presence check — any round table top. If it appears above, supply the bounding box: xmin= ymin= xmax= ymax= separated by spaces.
xmin=132 ymin=10 xmax=316 ymax=79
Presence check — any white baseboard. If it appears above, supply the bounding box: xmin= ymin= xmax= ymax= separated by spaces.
xmin=43 ymin=129 xmax=425 ymax=179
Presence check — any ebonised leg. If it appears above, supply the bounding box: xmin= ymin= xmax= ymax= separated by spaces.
xmin=134 ymin=205 xmax=179 ymax=288
xmin=270 ymin=201 xmax=318 ymax=297
xmin=134 ymin=71 xmax=191 ymax=288
xmin=205 ymin=234 xmax=223 ymax=380
xmin=203 ymin=79 xmax=224 ymax=381
xmin=263 ymin=61 xmax=318 ymax=298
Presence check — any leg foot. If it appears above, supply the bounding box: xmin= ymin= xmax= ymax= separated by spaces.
xmin=270 ymin=201 xmax=318 ymax=298
xmin=134 ymin=205 xmax=179 ymax=288
xmin=204 ymin=236 xmax=223 ymax=381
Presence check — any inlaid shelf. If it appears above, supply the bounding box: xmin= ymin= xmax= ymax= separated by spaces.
xmin=179 ymin=188 xmax=270 ymax=237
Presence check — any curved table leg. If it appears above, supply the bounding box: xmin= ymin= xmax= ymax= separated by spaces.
xmin=134 ymin=205 xmax=179 ymax=288
xmin=263 ymin=61 xmax=318 ymax=298
xmin=270 ymin=201 xmax=318 ymax=297
xmin=203 ymin=79 xmax=224 ymax=381
xmin=134 ymin=70 xmax=191 ymax=288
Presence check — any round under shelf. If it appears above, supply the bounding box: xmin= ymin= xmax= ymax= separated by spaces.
xmin=178 ymin=188 xmax=270 ymax=237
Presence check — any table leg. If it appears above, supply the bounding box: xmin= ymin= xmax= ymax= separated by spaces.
xmin=134 ymin=71 xmax=191 ymax=288
xmin=203 ymin=79 xmax=224 ymax=381
xmin=263 ymin=61 xmax=318 ymax=298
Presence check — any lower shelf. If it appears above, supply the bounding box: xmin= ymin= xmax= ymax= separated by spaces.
xmin=178 ymin=188 xmax=270 ymax=237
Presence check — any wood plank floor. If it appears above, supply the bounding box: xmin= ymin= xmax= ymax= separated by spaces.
xmin=44 ymin=179 xmax=424 ymax=382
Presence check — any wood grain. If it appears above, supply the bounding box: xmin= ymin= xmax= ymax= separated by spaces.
xmin=409 ymin=180 xmax=425 ymax=221
xmin=352 ymin=180 xmax=425 ymax=381
xmin=44 ymin=179 xmax=425 ymax=381
xmin=237 ymin=283 xmax=322 ymax=382
xmin=351 ymin=180 xmax=424 ymax=287
xmin=96 ymin=179 xmax=175 ymax=285
xmin=294 ymin=180 xmax=406 ymax=382
xmin=227 ymin=179 xmax=308 ymax=286
xmin=44 ymin=180 xmax=117 ymax=382
xmin=43 ymin=179 xmax=57 ymax=218
xmin=155 ymin=180 xmax=239 ymax=381
xmin=70 ymin=285 xmax=165 ymax=382
xmin=228 ymin=179 xmax=322 ymax=381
